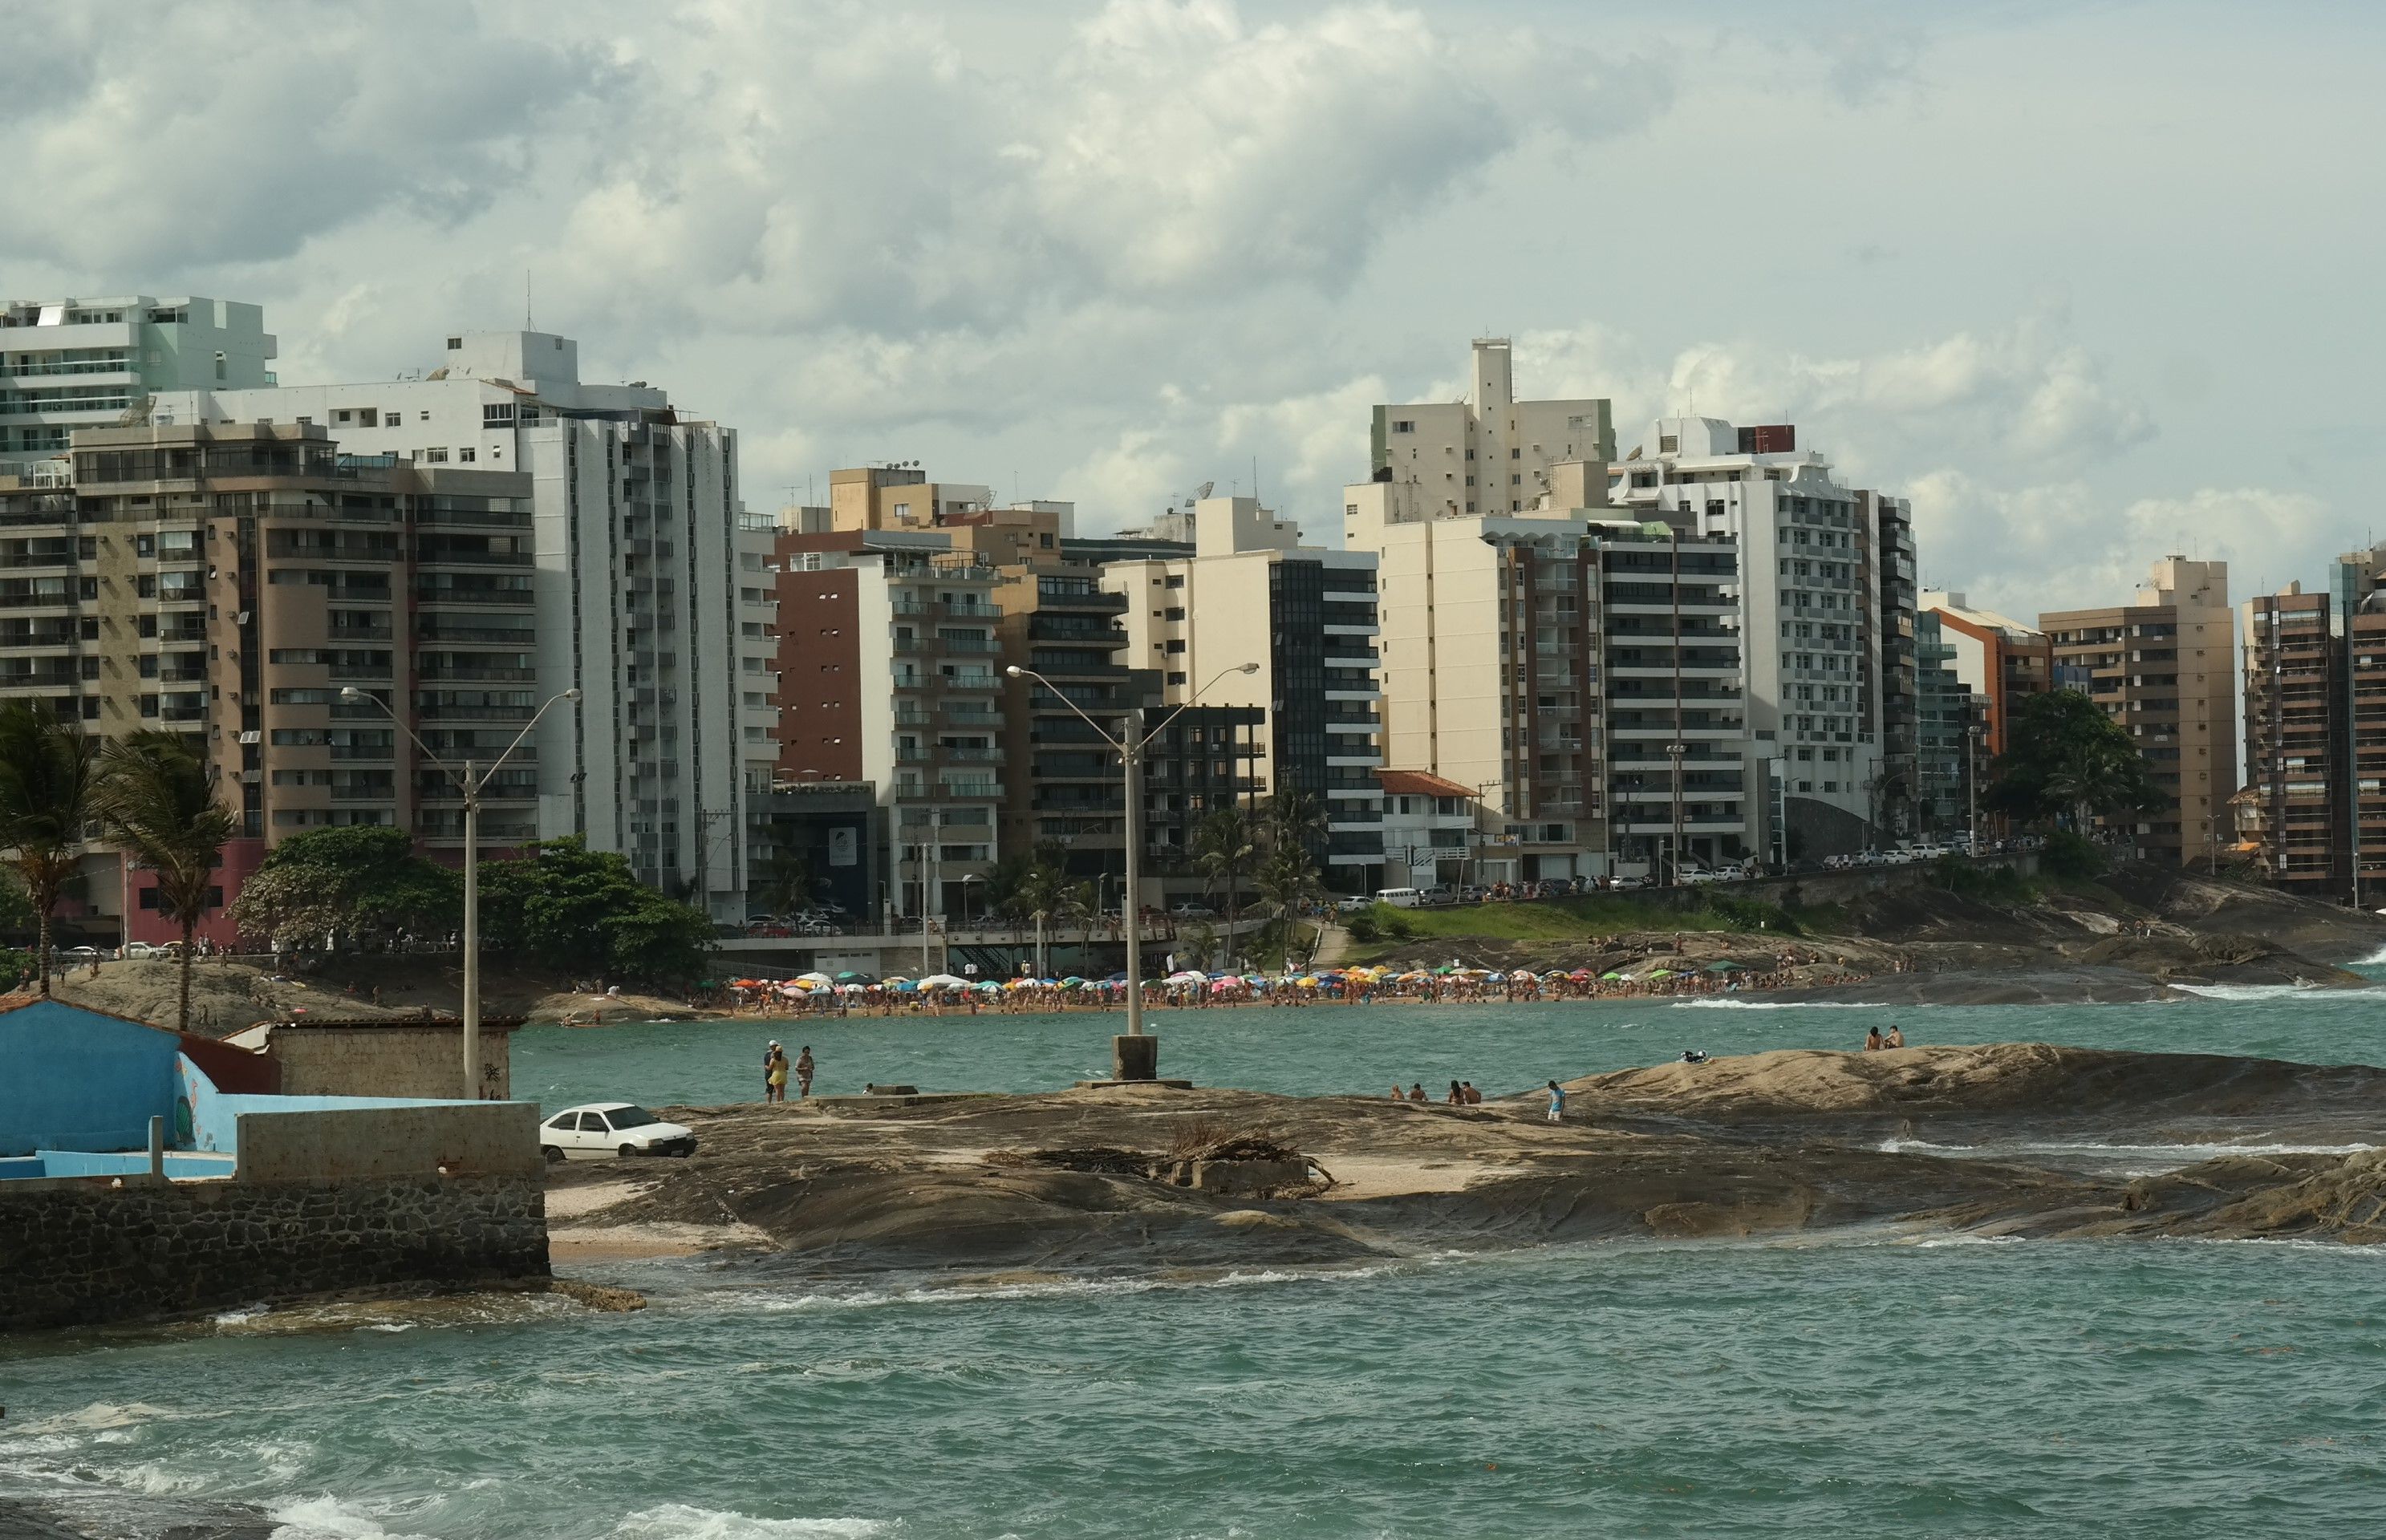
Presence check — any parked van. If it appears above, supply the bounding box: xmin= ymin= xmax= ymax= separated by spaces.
xmin=1373 ymin=887 xmax=1424 ymax=909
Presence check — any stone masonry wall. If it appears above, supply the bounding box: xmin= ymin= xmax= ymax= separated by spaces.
xmin=0 ymin=1173 xmax=547 ymax=1332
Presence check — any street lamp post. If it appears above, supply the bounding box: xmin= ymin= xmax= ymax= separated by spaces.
xmin=1966 ymin=723 xmax=1982 ymax=854
xmin=340 ymin=685 xmax=582 ymax=1099
xmin=1007 ymin=660 xmax=1259 ymax=1081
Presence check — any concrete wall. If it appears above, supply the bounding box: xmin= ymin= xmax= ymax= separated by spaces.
xmin=0 ymin=1171 xmax=546 ymax=1331
xmin=0 ymin=1002 xmax=180 ymax=1157
xmin=267 ymin=1021 xmax=513 ymax=1100
xmin=236 ymin=1102 xmax=540 ymax=1181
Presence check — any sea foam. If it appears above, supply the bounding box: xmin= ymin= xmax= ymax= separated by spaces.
xmin=611 ymin=1505 xmax=894 ymax=1538
xmin=1669 ymin=998 xmax=1891 ymax=1010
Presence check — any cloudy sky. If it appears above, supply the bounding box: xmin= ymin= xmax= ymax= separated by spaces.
xmin=8 ymin=0 xmax=2381 ymax=615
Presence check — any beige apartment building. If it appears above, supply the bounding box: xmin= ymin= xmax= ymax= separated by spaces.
xmin=1371 ymin=338 xmax=1614 ymax=518
xmin=2040 ymin=557 xmax=2235 ymax=867
xmin=1346 ymin=461 xmax=1754 ymax=881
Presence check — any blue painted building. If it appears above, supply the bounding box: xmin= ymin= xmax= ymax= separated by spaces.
xmin=0 ymin=999 xmax=185 ymax=1157
xmin=0 ymin=998 xmax=503 ymax=1179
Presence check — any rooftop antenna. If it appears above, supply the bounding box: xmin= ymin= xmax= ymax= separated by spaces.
xmin=525 ymin=270 xmax=534 ymax=330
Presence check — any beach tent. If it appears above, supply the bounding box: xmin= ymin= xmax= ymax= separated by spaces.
xmin=918 ymin=974 xmax=970 ymax=989
xmin=834 ymin=971 xmax=879 ymax=985
xmin=796 ymin=971 xmax=834 ymax=987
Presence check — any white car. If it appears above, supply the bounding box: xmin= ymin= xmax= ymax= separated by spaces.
xmin=1333 ymin=895 xmax=1374 ymax=914
xmin=124 ymin=940 xmax=179 ymax=959
xmin=539 ymin=1103 xmax=698 ymax=1162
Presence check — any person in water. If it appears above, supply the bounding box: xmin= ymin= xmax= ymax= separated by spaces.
xmin=795 ymin=1045 xmax=816 ymax=1097
xmin=1545 ymin=1079 xmax=1566 ymax=1123
xmin=1884 ymin=1025 xmax=1905 ymax=1049
xmin=764 ymin=1041 xmax=789 ymax=1102
xmin=1461 ymin=1081 xmax=1482 ymax=1104
xmin=1863 ymin=1025 xmax=1885 ymax=1052
xmin=1445 ymin=1080 xmax=1465 ymax=1104
xmin=1407 ymin=1083 xmax=1429 ymax=1103
xmin=1390 ymin=1084 xmax=1406 ymax=1100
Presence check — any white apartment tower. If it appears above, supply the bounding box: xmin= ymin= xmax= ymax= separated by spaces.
xmin=2 ymin=295 xmax=276 ymax=457
xmin=152 ymin=331 xmax=779 ymax=918
xmin=1611 ymin=417 xmax=1916 ymax=858
xmin=1370 ymin=338 xmax=1615 ymax=518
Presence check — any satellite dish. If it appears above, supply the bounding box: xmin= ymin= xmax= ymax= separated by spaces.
xmin=1195 ymin=480 xmax=1215 ymax=500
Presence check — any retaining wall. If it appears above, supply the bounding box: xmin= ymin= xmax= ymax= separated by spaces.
xmin=0 ymin=1171 xmax=547 ymax=1332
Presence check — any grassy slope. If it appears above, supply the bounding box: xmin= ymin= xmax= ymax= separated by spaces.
xmin=1344 ymin=894 xmax=1805 ymax=962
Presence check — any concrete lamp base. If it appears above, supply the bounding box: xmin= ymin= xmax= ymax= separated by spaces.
xmin=1112 ymin=1034 xmax=1161 ymax=1083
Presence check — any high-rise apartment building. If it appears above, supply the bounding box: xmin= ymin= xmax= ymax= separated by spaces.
xmin=0 ymin=422 xmax=538 ymax=942
xmin=2240 ymin=581 xmax=2337 ymax=894
xmin=2040 ymin=556 xmax=2235 ymax=867
xmin=1346 ymin=461 xmax=1754 ymax=880
xmin=774 ymin=527 xmax=1008 ymax=925
xmin=2238 ymin=546 xmax=2386 ymax=902
xmin=1911 ymin=610 xmax=1978 ymax=838
xmin=152 ymin=330 xmax=775 ymax=917
xmin=1918 ymin=590 xmax=2052 ymax=757
xmin=1103 ymin=497 xmax=1385 ymax=890
xmin=1609 ymin=417 xmax=1914 ymax=857
xmin=1370 ymin=339 xmax=1613 ymax=517
xmin=2 ymin=296 xmax=275 ymax=457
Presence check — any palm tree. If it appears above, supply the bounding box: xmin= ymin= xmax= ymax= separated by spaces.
xmin=1013 ymin=860 xmax=1069 ymax=978
xmin=1252 ymin=843 xmax=1324 ymax=970
xmin=755 ymin=847 xmax=823 ymax=917
xmin=1259 ymin=788 xmax=1328 ymax=861
xmin=0 ymin=702 xmax=105 ymax=996
xmin=1067 ymin=879 xmax=1099 ymax=966
xmin=1191 ymin=805 xmax=1256 ymax=941
xmin=98 ymin=732 xmax=236 ymax=1032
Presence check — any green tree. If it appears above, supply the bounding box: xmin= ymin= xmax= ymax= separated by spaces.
xmin=96 ymin=732 xmax=237 ymax=1032
xmin=1259 ymin=788 xmax=1328 ymax=860
xmin=1004 ymin=846 xmax=1071 ymax=978
xmin=753 ymin=846 xmax=824 ymax=917
xmin=474 ymin=837 xmax=715 ymax=983
xmin=0 ymin=702 xmax=104 ymax=995
xmin=1252 ymin=843 xmax=1324 ymax=970
xmin=229 ymin=825 xmax=461 ymax=952
xmin=1985 ymin=691 xmax=2169 ymax=841
xmin=1190 ymin=806 xmax=1256 ymax=938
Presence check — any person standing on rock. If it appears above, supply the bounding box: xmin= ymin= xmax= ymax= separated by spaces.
xmin=796 ymin=1046 xmax=815 ymax=1099
xmin=1546 ymin=1080 xmax=1566 ymax=1124
xmin=765 ymin=1041 xmax=789 ymax=1103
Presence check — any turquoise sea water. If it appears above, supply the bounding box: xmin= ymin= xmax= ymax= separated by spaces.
xmin=511 ymin=980 xmax=2386 ymax=1112
xmin=9 ymin=987 xmax=2386 ymax=1538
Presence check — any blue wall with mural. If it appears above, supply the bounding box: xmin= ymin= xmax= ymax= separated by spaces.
xmin=0 ymin=1001 xmax=181 ymax=1157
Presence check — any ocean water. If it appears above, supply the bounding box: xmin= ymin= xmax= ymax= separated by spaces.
xmin=10 ymin=989 xmax=2386 ymax=1538
xmin=511 ymin=978 xmax=2386 ymax=1112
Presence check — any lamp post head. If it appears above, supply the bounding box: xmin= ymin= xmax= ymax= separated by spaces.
xmin=1236 ymin=662 xmax=1260 ymax=675
xmin=339 ymin=687 xmax=364 ymax=703
xmin=564 ymin=688 xmax=582 ymax=702
xmin=1004 ymin=665 xmax=1026 ymax=679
